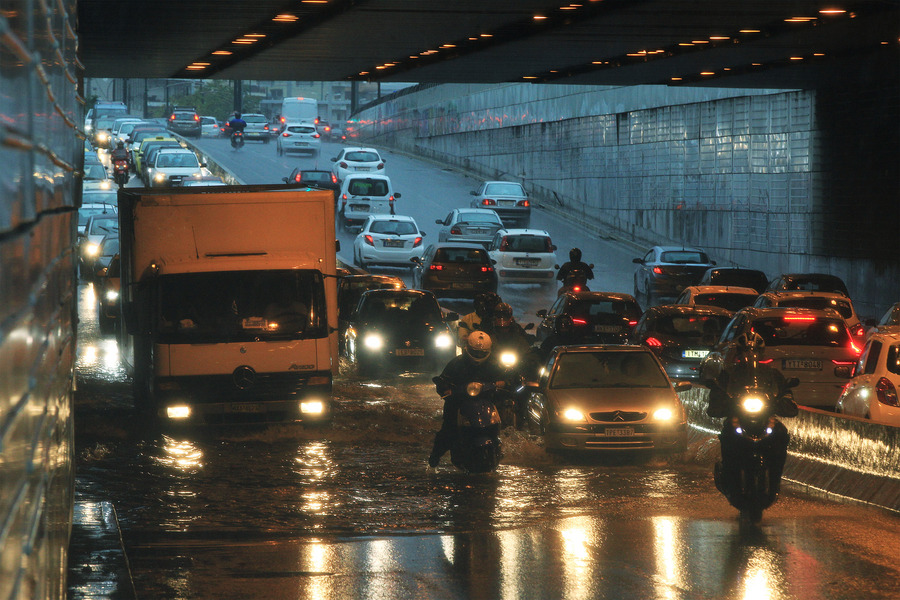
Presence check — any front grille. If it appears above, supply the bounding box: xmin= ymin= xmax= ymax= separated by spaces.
xmin=589 ymin=410 xmax=647 ymax=422
xmin=157 ymin=371 xmax=329 ymax=404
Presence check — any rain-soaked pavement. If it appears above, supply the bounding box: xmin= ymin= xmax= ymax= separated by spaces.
xmin=71 ymin=282 xmax=900 ymax=600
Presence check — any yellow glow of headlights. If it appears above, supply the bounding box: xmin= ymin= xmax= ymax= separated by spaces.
xmin=742 ymin=396 xmax=765 ymax=413
xmin=99 ymin=180 xmax=111 ymax=189
xmin=166 ymin=405 xmax=191 ymax=419
xmin=363 ymin=334 xmax=383 ymax=350
xmin=562 ymin=408 xmax=586 ymax=422
xmin=85 ymin=243 xmax=99 ymax=256
xmin=300 ymin=400 xmax=324 ymax=414
xmin=154 ymin=172 xmax=166 ymax=182
xmin=500 ymin=351 xmax=518 ymax=367
xmin=105 ymin=290 xmax=119 ymax=301
xmin=653 ymin=408 xmax=674 ymax=421
xmin=435 ymin=333 xmax=453 ymax=348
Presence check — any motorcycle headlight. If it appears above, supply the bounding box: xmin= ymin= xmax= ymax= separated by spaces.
xmin=363 ymin=333 xmax=384 ymax=350
xmin=466 ymin=381 xmax=484 ymax=396
xmin=561 ymin=407 xmax=586 ymax=423
xmin=99 ymin=180 xmax=111 ymax=190
xmin=499 ymin=351 xmax=518 ymax=368
xmin=434 ymin=332 xmax=453 ymax=349
xmin=84 ymin=243 xmax=99 ymax=257
xmin=652 ymin=408 xmax=674 ymax=421
xmin=105 ymin=290 xmax=119 ymax=301
xmin=741 ymin=395 xmax=765 ymax=414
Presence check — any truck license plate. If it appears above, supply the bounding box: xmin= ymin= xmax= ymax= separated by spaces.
xmin=605 ymin=427 xmax=634 ymax=437
xmin=784 ymin=359 xmax=822 ymax=370
xmin=395 ymin=348 xmax=425 ymax=357
xmin=227 ymin=403 xmax=263 ymax=413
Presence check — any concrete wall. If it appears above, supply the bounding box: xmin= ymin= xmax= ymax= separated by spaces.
xmin=0 ymin=2 xmax=79 ymax=598
xmin=351 ymin=83 xmax=900 ymax=319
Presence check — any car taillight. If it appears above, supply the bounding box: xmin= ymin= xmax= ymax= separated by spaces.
xmin=832 ymin=359 xmax=856 ymax=366
xmin=851 ymin=323 xmax=866 ymax=337
xmin=429 ymin=264 xmax=443 ymax=271
xmin=653 ymin=266 xmax=663 ymax=275
xmin=389 ymin=195 xmax=395 ymax=203
xmin=331 ymin=173 xmax=337 ymax=184
xmin=413 ymin=236 xmax=423 ymax=247
xmin=313 ymin=133 xmax=320 ymax=138
xmin=850 ymin=339 xmax=862 ymax=355
xmin=364 ymin=235 xmax=375 ymax=246
xmin=572 ymin=286 xmax=582 ymax=292
xmin=517 ymin=199 xmax=530 ymax=207
xmin=875 ymin=377 xmax=899 ymax=407
xmin=282 ymin=132 xmax=291 ymax=137
xmin=628 ymin=320 xmax=638 ymax=327
xmin=481 ymin=198 xmax=496 ymax=206
xmin=784 ymin=315 xmax=817 ymax=322
xmin=645 ymin=337 xmax=663 ymax=347
xmin=377 ymin=163 xmax=384 ymax=170
xmin=758 ymin=358 xmax=774 ymax=364
xmin=571 ymin=318 xmax=588 ymax=325
xmin=193 ymin=114 xmax=199 ymax=122
xmin=280 ymin=116 xmax=285 ymax=124
xmin=450 ymin=227 xmax=461 ymax=235
xmin=294 ymin=173 xmax=303 ymax=183
xmin=169 ymin=114 xmax=175 ymax=121
xmin=339 ymin=161 xmax=348 ymax=168
xmin=481 ymin=266 xmax=494 ymax=272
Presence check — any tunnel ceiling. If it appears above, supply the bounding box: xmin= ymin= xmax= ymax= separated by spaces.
xmin=78 ymin=0 xmax=899 ymax=89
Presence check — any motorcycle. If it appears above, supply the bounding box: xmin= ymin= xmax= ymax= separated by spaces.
xmin=435 ymin=377 xmax=503 ymax=474
xmin=713 ymin=375 xmax=799 ymax=524
xmin=112 ymin=159 xmax=129 ymax=188
xmin=492 ymin=326 xmax=539 ymax=429
xmin=557 ymin=264 xmax=594 ymax=296
xmin=230 ymin=130 xmax=244 ymax=150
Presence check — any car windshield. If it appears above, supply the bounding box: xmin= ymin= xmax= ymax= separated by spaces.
xmin=693 ymin=293 xmax=758 ymax=313
xmin=775 ymin=297 xmax=854 ymax=320
xmin=156 ymin=153 xmax=199 ymax=168
xmin=83 ymin=165 xmax=107 ymax=180
xmin=651 ymin=313 xmax=730 ymax=339
xmin=458 ymin=212 xmax=499 ymax=224
xmin=347 ymin=179 xmax=389 ymax=196
xmin=709 ymin=270 xmax=765 ymax=288
xmin=345 ymin=151 xmax=379 ymax=162
xmin=751 ymin=316 xmax=850 ymax=347
xmin=302 ymin=173 xmax=331 ymax=184
xmin=78 ymin=207 xmax=113 ymax=226
xmin=660 ymin=251 xmax=709 ymax=264
xmin=433 ymin=248 xmax=490 ymax=264
xmin=879 ymin=305 xmax=900 ymax=327
xmin=501 ymin=235 xmax=551 ymax=252
xmin=568 ymin=298 xmax=642 ymax=321
xmin=88 ymin=219 xmax=118 ymax=236
xmin=550 ymin=351 xmax=669 ymax=389
xmin=99 ymin=238 xmax=120 ymax=256
xmin=370 ymin=220 xmax=417 ymax=235
xmin=358 ymin=294 xmax=442 ymax=324
xmin=485 ymin=183 xmax=525 ymax=196
xmin=244 ymin=115 xmax=267 ymax=123
xmin=288 ymin=126 xmax=316 ymax=134
xmin=157 ymin=270 xmax=326 ymax=343
xmin=781 ymin=276 xmax=848 ymax=295
xmin=339 ymin=279 xmax=403 ymax=315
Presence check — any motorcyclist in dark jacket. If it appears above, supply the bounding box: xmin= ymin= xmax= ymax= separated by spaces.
xmin=110 ymin=139 xmax=129 ymax=163
xmin=457 ymin=291 xmax=501 ymax=347
xmin=482 ymin=302 xmax=532 ymax=357
xmin=227 ymin=112 xmax=247 ymax=133
xmin=429 ymin=331 xmax=508 ymax=467
xmin=556 ymin=247 xmax=594 ymax=285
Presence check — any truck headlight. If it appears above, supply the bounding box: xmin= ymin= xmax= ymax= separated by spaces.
xmin=363 ymin=333 xmax=384 ymax=350
xmin=300 ymin=400 xmax=325 ymax=415
xmin=166 ymin=405 xmax=192 ymax=419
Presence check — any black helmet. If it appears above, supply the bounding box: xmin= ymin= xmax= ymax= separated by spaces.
xmin=474 ymin=292 xmax=501 ymax=319
xmin=234 ymin=112 xmax=241 ymax=119
xmin=569 ymin=248 xmax=582 ymax=262
xmin=492 ymin=302 xmax=514 ymax=328
xmin=116 ymin=140 xmax=124 ymax=148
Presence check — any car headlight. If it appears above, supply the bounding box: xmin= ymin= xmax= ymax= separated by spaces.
xmin=166 ymin=405 xmax=192 ymax=420
xmin=363 ymin=333 xmax=384 ymax=350
xmin=499 ymin=351 xmax=518 ymax=368
xmin=99 ymin=180 xmax=111 ymax=189
xmin=97 ymin=132 xmax=109 ymax=143
xmin=300 ymin=400 xmax=325 ymax=415
xmin=435 ymin=332 xmax=453 ymax=349
xmin=84 ymin=243 xmax=99 ymax=257
xmin=154 ymin=172 xmax=166 ymax=182
xmin=741 ymin=396 xmax=765 ymax=414
xmin=652 ymin=407 xmax=674 ymax=421
xmin=105 ymin=290 xmax=119 ymax=301
xmin=561 ymin=407 xmax=587 ymax=423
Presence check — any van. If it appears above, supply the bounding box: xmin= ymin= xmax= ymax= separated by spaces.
xmin=280 ymin=97 xmax=318 ymax=126
xmin=338 ymin=174 xmax=400 ymax=231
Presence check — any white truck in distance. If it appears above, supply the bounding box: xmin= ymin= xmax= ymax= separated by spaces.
xmin=118 ymin=185 xmax=339 ymax=425
xmin=279 ymin=97 xmax=319 ymax=127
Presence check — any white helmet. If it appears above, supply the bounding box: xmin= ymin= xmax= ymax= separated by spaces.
xmin=466 ymin=331 xmax=492 ymax=363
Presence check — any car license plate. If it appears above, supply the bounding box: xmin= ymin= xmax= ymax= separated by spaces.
xmin=293 ymin=142 xmax=309 ymax=147
xmin=383 ymin=239 xmax=405 ymax=248
xmin=227 ymin=403 xmax=263 ymax=413
xmin=594 ymin=325 xmax=620 ymax=333
xmin=450 ymin=283 xmax=470 ymax=289
xmin=604 ymin=427 xmax=634 ymax=437
xmin=349 ymin=204 xmax=369 ymax=211
xmin=783 ymin=359 xmax=822 ymax=370
xmin=356 ymin=167 xmax=372 ymax=172
xmin=395 ymin=348 xmax=425 ymax=357
xmin=470 ymin=228 xmax=489 ymax=234
xmin=682 ymin=349 xmax=709 ymax=359
xmin=515 ymin=257 xmax=540 ymax=267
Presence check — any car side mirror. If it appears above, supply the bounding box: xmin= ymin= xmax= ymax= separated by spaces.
xmin=443 ymin=312 xmax=459 ymax=321
xmin=551 ymin=245 xmax=557 ymax=251
xmin=833 ymin=366 xmax=853 ymax=379
xmin=524 ymin=323 xmax=535 ymax=331
xmin=588 ymin=263 xmax=595 ymax=268
xmin=536 ymin=309 xmax=547 ymax=318
xmin=435 ymin=219 xmax=443 ymax=225
xmin=491 ymin=259 xmax=497 ymax=264
xmin=419 ymin=231 xmax=426 ymax=236
xmin=711 ymin=260 xmax=717 ymax=266
xmin=673 ymin=381 xmax=692 ymax=393
xmin=632 ymin=258 xmax=643 ymax=264
xmin=410 ymin=257 xmax=421 ymax=264
xmin=330 ymin=157 xmax=337 ymax=162
xmin=393 ymin=192 xmax=401 ymax=199
xmin=282 ymin=177 xmax=289 ymax=183
xmin=470 ymin=190 xmax=477 ymax=196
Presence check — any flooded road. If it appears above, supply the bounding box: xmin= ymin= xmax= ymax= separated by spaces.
xmin=73 ymin=281 xmax=900 ymax=599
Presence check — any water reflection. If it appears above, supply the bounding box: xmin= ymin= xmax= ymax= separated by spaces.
xmin=559 ymin=516 xmax=600 ymax=600
xmin=156 ymin=436 xmax=204 ymax=472
xmin=652 ymin=517 xmax=687 ymax=600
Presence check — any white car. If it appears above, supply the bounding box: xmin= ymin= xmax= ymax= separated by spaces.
xmin=339 ymin=174 xmax=400 ymax=231
xmin=435 ymin=207 xmax=504 ymax=247
xmin=753 ymin=290 xmax=866 ymax=343
xmin=146 ymin=148 xmax=204 ymax=187
xmin=486 ymin=228 xmax=557 ymax=284
xmin=276 ymin=122 xmax=321 ymax=156
xmin=200 ymin=116 xmax=219 ymax=136
xmin=331 ymin=147 xmax=385 ymax=183
xmin=352 ymin=214 xmax=426 ymax=269
xmin=241 ymin=113 xmax=271 ymax=142
xmin=836 ymin=331 xmax=900 ymax=425
xmin=674 ymin=285 xmax=760 ymax=315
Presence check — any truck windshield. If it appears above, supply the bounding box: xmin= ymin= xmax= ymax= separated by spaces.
xmin=157 ymin=270 xmax=326 ymax=343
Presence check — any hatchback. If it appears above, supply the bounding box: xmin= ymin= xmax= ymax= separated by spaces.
xmin=412 ymin=243 xmax=498 ymax=299
xmin=166 ymin=107 xmax=201 ymax=137
xmin=633 ymin=245 xmax=716 ymax=307
xmin=536 ymin=291 xmax=642 ymax=348
xmin=276 ymin=122 xmax=321 ymax=155
xmin=487 ymin=228 xmax=557 ymax=284
xmin=698 ymin=267 xmax=769 ymax=293
xmin=703 ymin=307 xmax=861 ymax=409
xmin=836 ymin=331 xmax=900 ymax=425
xmin=353 ymin=214 xmax=425 ymax=269
xmin=765 ymin=273 xmax=850 ymax=297
xmin=283 ymin=168 xmax=340 ymax=201
xmin=525 ymin=345 xmax=690 ymax=453
xmin=470 ymin=181 xmax=531 ymax=228
xmin=337 ymin=274 xmax=406 ymax=353
xmin=339 ymin=174 xmax=400 ymax=231
xmin=675 ymin=285 xmax=760 ymax=315
xmin=241 ymin=113 xmax=271 ymax=142
xmin=631 ymin=305 xmax=734 ymax=381
xmin=753 ymin=291 xmax=866 ymax=342
xmin=331 ymin=147 xmax=385 ymax=183
xmin=436 ymin=208 xmax=504 ymax=247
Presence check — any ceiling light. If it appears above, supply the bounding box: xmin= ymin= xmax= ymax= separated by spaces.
xmin=671 ymin=77 xmax=683 ymax=81
xmin=739 ymin=29 xmax=760 ymax=33
xmin=440 ymin=44 xmax=456 ymax=48
xmin=819 ymin=9 xmax=846 ymax=15
xmin=301 ymin=0 xmax=328 ymax=3
xmin=480 ymin=34 xmax=492 ymax=38
xmin=212 ymin=51 xmax=232 ymax=56
xmin=700 ymin=71 xmax=715 ymax=76
xmin=273 ymin=14 xmax=298 ymax=22
xmin=533 ymin=15 xmax=547 ymax=20
xmin=785 ymin=17 xmax=816 ymax=22
xmin=246 ymin=34 xmax=266 ymax=38
xmin=790 ymin=56 xmax=804 ymax=60
xmin=710 ymin=36 xmax=730 ymax=41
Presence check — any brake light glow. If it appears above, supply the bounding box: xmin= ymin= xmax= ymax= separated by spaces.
xmin=645 ymin=337 xmax=663 ymax=347
xmin=331 ymin=173 xmax=337 ymax=184
xmin=831 ymin=360 xmax=856 ymax=365
xmin=628 ymin=320 xmax=637 ymax=327
xmin=481 ymin=266 xmax=494 ymax=272
xmin=571 ymin=318 xmax=588 ymax=325
xmin=264 ymin=125 xmax=269 ymax=131
xmin=450 ymin=227 xmax=461 ymax=235
xmin=294 ymin=173 xmax=303 ymax=183
xmin=429 ymin=264 xmax=443 ymax=271
xmin=784 ymin=316 xmax=817 ymax=322
xmin=169 ymin=114 xmax=175 ymax=121
xmin=364 ymin=235 xmax=374 ymax=246
xmin=849 ymin=339 xmax=862 ymax=355
xmin=482 ymin=198 xmax=496 ymax=206
xmin=572 ymin=286 xmax=582 ymax=292
xmin=875 ymin=377 xmax=899 ymax=407
xmin=758 ymin=359 xmax=774 ymax=364
xmin=282 ymin=132 xmax=291 ymax=137
xmin=313 ymin=133 xmax=320 ymax=138
xmin=193 ymin=114 xmax=199 ymax=122
xmin=653 ymin=266 xmax=663 ymax=275
xmin=413 ymin=237 xmax=423 ymax=247
xmin=517 ymin=199 xmax=530 ymax=207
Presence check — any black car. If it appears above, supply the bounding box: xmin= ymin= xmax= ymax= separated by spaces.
xmin=698 ymin=267 xmax=769 ymax=294
xmin=765 ymin=273 xmax=850 ymax=297
xmin=412 ymin=243 xmax=498 ymax=299
xmin=166 ymin=106 xmax=201 ymax=137
xmin=96 ymin=254 xmax=121 ymax=334
xmin=630 ymin=304 xmax=733 ymax=381
xmin=338 ymin=274 xmax=406 ymax=352
xmin=632 ymin=245 xmax=716 ymax=307
xmin=344 ymin=289 xmax=458 ymax=376
xmin=535 ymin=291 xmax=642 ymax=349
xmin=283 ymin=168 xmax=340 ymax=201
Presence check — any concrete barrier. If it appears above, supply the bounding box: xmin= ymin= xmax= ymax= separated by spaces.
xmin=681 ymin=387 xmax=900 ymax=513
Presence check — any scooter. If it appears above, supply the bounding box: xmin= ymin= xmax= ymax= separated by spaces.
xmin=230 ymin=130 xmax=244 ymax=150
xmin=713 ymin=376 xmax=798 ymax=524
xmin=113 ymin=159 xmax=129 ymax=188
xmin=492 ymin=328 xmax=539 ymax=429
xmin=436 ymin=377 xmax=503 ymax=474
xmin=557 ymin=264 xmax=594 ymax=296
